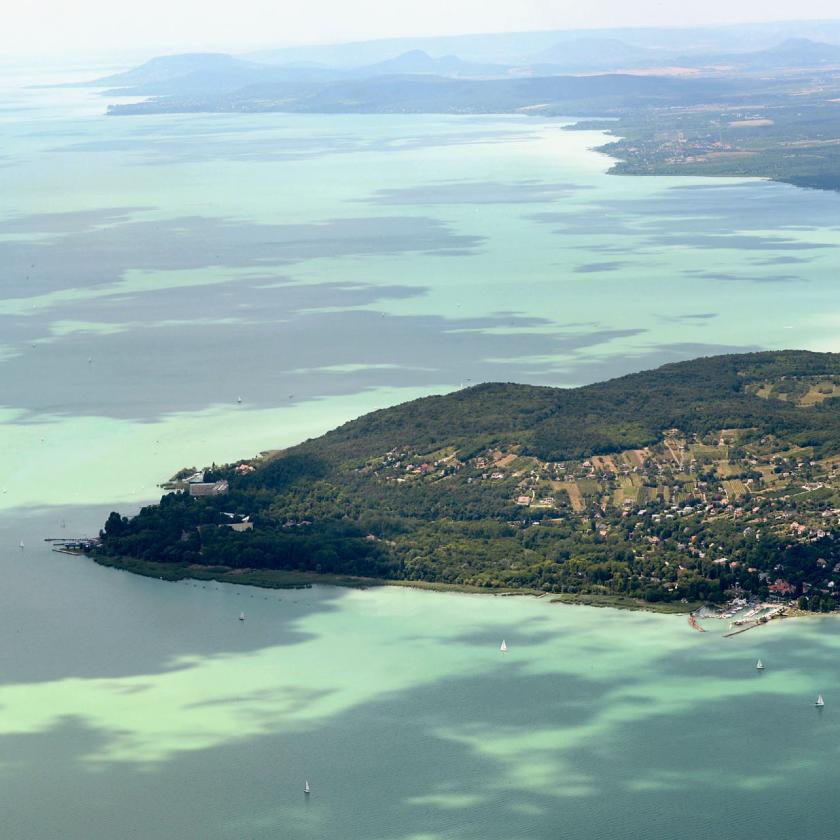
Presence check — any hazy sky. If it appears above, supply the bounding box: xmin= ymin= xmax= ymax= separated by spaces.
xmin=7 ymin=0 xmax=840 ymax=59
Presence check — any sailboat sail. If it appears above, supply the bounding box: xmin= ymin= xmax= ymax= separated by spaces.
xmin=500 ymin=640 xmax=507 ymax=652
xmin=816 ymin=694 xmax=825 ymax=707
xmin=756 ymin=659 xmax=764 ymax=669
xmin=304 ymin=779 xmax=311 ymax=794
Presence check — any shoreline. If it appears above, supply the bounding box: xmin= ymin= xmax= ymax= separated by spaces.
xmin=565 ymin=117 xmax=839 ymax=195
xmin=84 ymin=552 xmax=702 ymax=614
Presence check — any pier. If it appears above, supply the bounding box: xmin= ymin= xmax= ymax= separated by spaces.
xmin=44 ymin=537 xmax=100 ymax=553
xmin=723 ymin=621 xmax=760 ymax=637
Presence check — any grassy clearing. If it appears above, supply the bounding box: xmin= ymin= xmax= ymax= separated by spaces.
xmin=690 ymin=444 xmax=720 ymax=459
xmin=800 ymin=382 xmax=840 ymax=406
xmin=564 ymin=483 xmax=585 ymax=512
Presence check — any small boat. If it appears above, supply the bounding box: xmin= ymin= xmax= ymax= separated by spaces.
xmin=816 ymin=694 xmax=825 ymax=707
xmin=500 ymin=640 xmax=507 ymax=652
xmin=756 ymin=659 xmax=764 ymax=670
xmin=304 ymin=779 xmax=311 ymax=795
xmin=239 ymin=612 xmax=245 ymax=621
xmin=237 ymin=396 xmax=242 ymax=404
xmin=19 ymin=540 xmax=24 ymax=550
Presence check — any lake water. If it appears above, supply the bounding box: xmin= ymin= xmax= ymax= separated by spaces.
xmin=3 ymin=64 xmax=840 ymax=839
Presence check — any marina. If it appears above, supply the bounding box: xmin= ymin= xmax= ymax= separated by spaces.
xmin=695 ymin=599 xmax=790 ymax=637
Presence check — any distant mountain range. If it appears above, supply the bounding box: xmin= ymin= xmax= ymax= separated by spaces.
xmin=242 ymin=20 xmax=840 ymax=67
xmin=85 ymin=30 xmax=840 ymax=104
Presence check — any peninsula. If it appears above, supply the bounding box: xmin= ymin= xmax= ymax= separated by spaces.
xmin=92 ymin=351 xmax=840 ymax=612
xmin=88 ymin=33 xmax=840 ymax=192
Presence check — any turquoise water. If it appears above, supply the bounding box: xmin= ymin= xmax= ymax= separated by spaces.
xmin=4 ymin=510 xmax=840 ymax=839
xmin=3 ymin=66 xmax=840 ymax=839
xmin=3 ymin=71 xmax=840 ymax=511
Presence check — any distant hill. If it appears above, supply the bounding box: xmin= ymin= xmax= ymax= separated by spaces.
xmin=86 ymin=52 xmax=340 ymax=95
xmin=90 ymin=52 xmax=256 ymax=87
xmin=95 ymin=351 xmax=840 ymax=609
xmin=746 ymin=37 xmax=840 ymax=67
xmin=682 ymin=38 xmax=840 ymax=71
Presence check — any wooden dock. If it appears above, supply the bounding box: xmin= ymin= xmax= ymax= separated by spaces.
xmin=723 ymin=621 xmax=760 ymax=637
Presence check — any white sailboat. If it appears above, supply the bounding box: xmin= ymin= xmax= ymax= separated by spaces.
xmin=816 ymin=694 xmax=825 ymax=707
xmin=19 ymin=540 xmax=24 ymax=550
xmin=500 ymin=640 xmax=507 ymax=652
xmin=304 ymin=779 xmax=311 ymax=795
xmin=756 ymin=659 xmax=764 ymax=670
xmin=239 ymin=612 xmax=245 ymax=621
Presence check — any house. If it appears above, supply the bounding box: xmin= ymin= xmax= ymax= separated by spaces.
xmin=516 ymin=495 xmax=531 ymax=506
xmin=768 ymin=579 xmax=795 ymax=596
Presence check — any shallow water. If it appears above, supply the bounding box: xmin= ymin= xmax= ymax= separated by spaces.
xmin=3 ymin=63 xmax=840 ymax=839
xmin=3 ymin=68 xmax=840 ymax=512
xmin=3 ymin=510 xmax=840 ymax=840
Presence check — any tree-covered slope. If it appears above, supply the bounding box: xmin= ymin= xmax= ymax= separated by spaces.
xmin=292 ymin=350 xmax=840 ymax=467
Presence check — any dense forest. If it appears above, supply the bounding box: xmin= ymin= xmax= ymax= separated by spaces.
xmin=95 ymin=351 xmax=840 ymax=608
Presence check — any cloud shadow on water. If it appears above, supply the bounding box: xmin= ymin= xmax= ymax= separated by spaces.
xmin=0 ymin=210 xmax=483 ymax=300
xmin=3 ymin=607 xmax=840 ymax=840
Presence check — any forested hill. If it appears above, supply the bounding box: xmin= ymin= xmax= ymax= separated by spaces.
xmin=95 ymin=351 xmax=840 ymax=608
xmin=292 ymin=350 xmax=840 ymax=465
